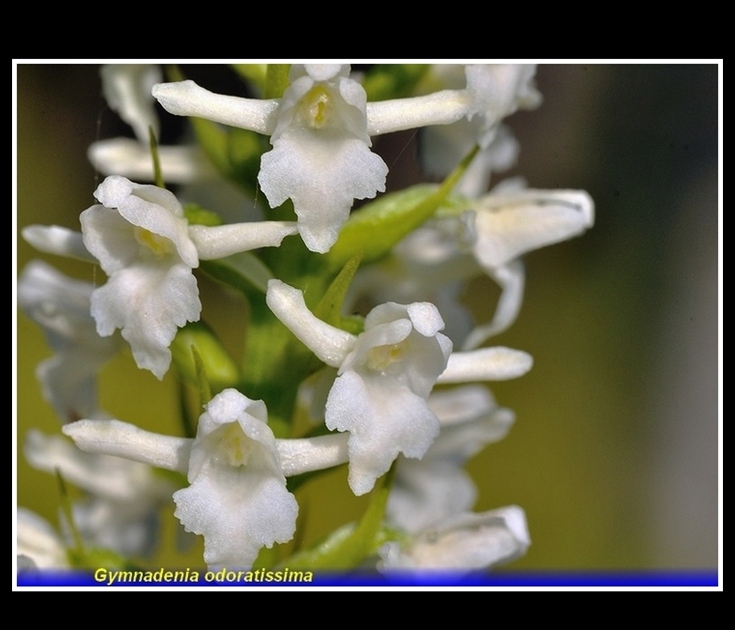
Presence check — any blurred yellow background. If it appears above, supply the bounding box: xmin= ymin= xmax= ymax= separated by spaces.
xmin=14 ymin=63 xmax=720 ymax=571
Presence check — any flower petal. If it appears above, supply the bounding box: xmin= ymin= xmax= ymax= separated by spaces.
xmin=88 ymin=137 xmax=214 ymax=183
xmin=188 ymin=221 xmax=298 ymax=260
xmin=276 ymin=433 xmax=349 ymax=477
xmin=380 ymin=506 xmax=530 ymax=572
xmin=90 ymin=262 xmax=200 ymax=379
xmin=25 ymin=429 xmax=172 ymax=500
xmin=21 ymin=225 xmax=95 ymax=262
xmin=326 ymin=369 xmax=441 ymax=496
xmin=461 ymin=259 xmax=526 ymax=350
xmin=438 ymin=347 xmax=533 ymax=383
xmin=153 ymin=80 xmax=279 ymax=134
xmin=259 ymin=130 xmax=388 ymax=253
xmin=62 ymin=419 xmax=190 ymax=473
xmin=90 ymin=176 xmax=198 ymax=268
xmin=101 ymin=64 xmax=162 ymax=143
xmin=467 ymin=189 xmax=595 ymax=270
xmin=266 ymin=279 xmax=356 ymax=367
xmin=366 ymin=90 xmax=470 ymax=135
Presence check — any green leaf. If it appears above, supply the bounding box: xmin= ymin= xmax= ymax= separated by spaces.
xmin=326 ymin=184 xmax=437 ymax=270
xmin=177 ymin=377 xmax=198 ymax=439
xmin=326 ymin=144 xmax=480 ymax=271
xmin=264 ymin=64 xmax=291 ymax=99
xmin=314 ymin=254 xmax=363 ymax=332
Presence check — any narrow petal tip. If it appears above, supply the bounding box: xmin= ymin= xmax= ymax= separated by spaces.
xmin=438 ymin=347 xmax=533 ymax=383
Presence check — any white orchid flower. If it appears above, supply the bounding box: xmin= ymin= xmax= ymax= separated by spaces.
xmin=79 ymin=175 xmax=297 ymax=379
xmin=171 ymin=389 xmax=300 ymax=570
xmin=347 ymin=184 xmax=593 ymax=352
xmin=417 ymin=64 xmax=525 ymax=192
xmin=17 ymin=261 xmax=119 ymax=423
xmin=63 ymin=388 xmax=349 ymax=570
xmin=379 ymin=505 xmax=530 ymax=573
xmin=266 ymin=279 xmax=451 ymax=495
xmin=266 ymin=279 xmax=531 ymax=496
xmin=80 ymin=175 xmax=202 ymax=379
xmin=417 ymin=63 xmax=538 ymax=198
xmin=257 ymin=64 xmax=389 ymax=253
xmin=153 ymin=64 xmax=472 ymax=253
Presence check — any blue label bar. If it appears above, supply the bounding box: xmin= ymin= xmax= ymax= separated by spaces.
xmin=16 ymin=569 xmax=720 ymax=588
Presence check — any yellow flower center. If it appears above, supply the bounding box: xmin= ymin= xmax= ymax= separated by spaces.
xmin=134 ymin=226 xmax=175 ymax=258
xmin=220 ymin=424 xmax=254 ymax=467
xmin=367 ymin=342 xmax=406 ymax=372
xmin=298 ymin=85 xmax=334 ymax=130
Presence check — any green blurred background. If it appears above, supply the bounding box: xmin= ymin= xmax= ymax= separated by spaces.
xmin=14 ymin=63 xmax=720 ymax=571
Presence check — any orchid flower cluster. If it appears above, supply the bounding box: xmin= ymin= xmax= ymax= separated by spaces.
xmin=18 ymin=63 xmax=593 ymax=577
